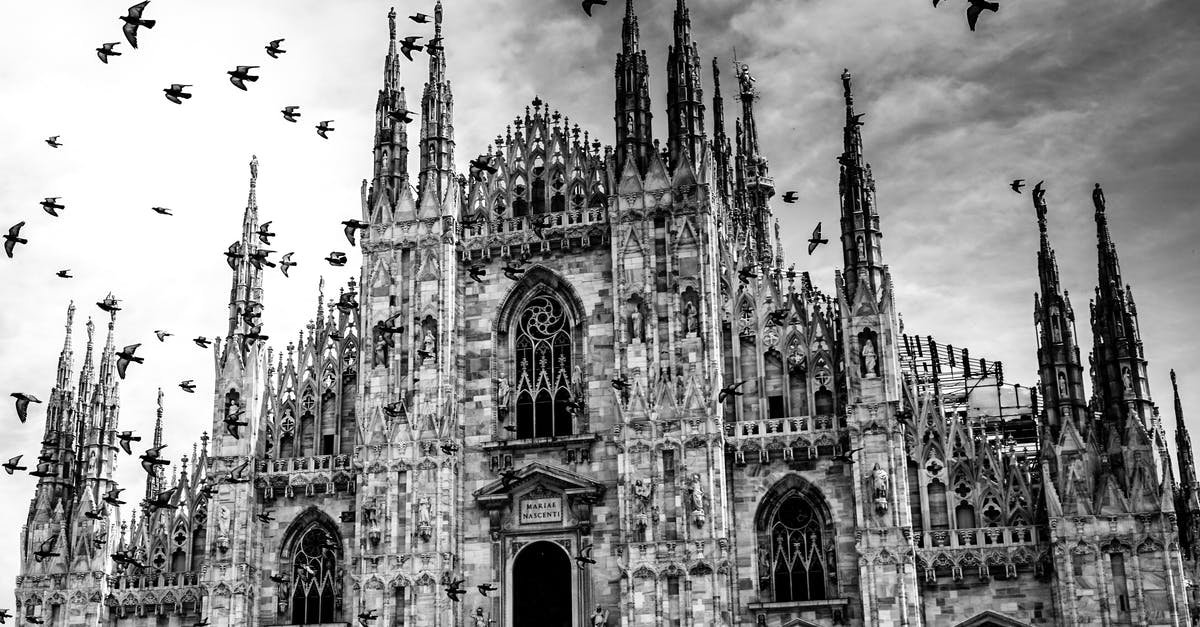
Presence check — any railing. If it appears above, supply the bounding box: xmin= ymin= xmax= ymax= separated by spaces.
xmin=463 ymin=208 xmax=607 ymax=239
xmin=724 ymin=415 xmax=840 ymax=439
xmin=258 ymin=454 xmax=352 ymax=474
xmin=108 ymin=571 xmax=201 ymax=590
xmin=917 ymin=525 xmax=1042 ymax=549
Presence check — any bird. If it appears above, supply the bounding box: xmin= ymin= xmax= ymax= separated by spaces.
xmin=55 ymin=270 xmax=72 ymax=279
xmin=145 ymin=487 xmax=178 ymax=511
xmin=336 ymin=293 xmax=358 ymax=313
xmin=317 ymin=120 xmax=336 ymax=139
xmin=26 ymin=616 xmax=45 ymax=625
xmin=33 ymin=536 xmax=59 ymax=562
xmin=469 ymin=155 xmax=498 ymax=177
xmin=104 ymin=487 xmax=126 ymax=506
xmin=151 ymin=206 xmax=173 ymax=215
xmin=2 ymin=455 xmax=26 ymax=475
xmin=357 ymin=610 xmax=378 ymax=627
xmin=225 ymin=410 xmax=249 ymax=439
xmin=781 ymin=191 xmax=798 ymax=203
xmin=718 ymin=380 xmax=749 ymax=404
xmin=444 ymin=579 xmax=467 ymax=602
xmin=0 ymin=609 xmax=9 ymax=622
xmin=399 ymin=37 xmax=423 ymax=61
xmin=255 ymin=221 xmax=276 ymax=245
xmin=40 ymin=197 xmax=65 ymax=217
xmin=476 ymin=582 xmax=498 ymax=597
xmin=198 ymin=481 xmax=218 ymax=499
xmin=120 ymin=1 xmax=156 ymax=49
xmin=45 ymin=136 xmax=62 ymax=148
xmin=249 ymin=248 xmax=276 ymax=269
xmin=1010 ymin=179 xmax=1025 ymax=194
xmin=111 ymin=550 xmax=145 ymax=569
xmin=244 ymin=324 xmax=269 ymax=345
xmin=83 ymin=506 xmax=107 ymax=520
xmin=28 ymin=462 xmax=56 ymax=478
xmin=179 ymin=380 xmax=196 ymax=393
xmin=966 ymin=0 xmax=999 ymax=31
xmin=529 ymin=215 xmax=553 ymax=239
xmin=225 ymin=241 xmax=244 ymax=269
xmin=342 ymin=219 xmax=368 ymax=245
xmin=439 ymin=441 xmax=460 ymax=455
xmin=502 ymin=264 xmax=525 ymax=281
xmin=409 ymin=12 xmax=431 ymax=23
xmin=227 ymin=66 xmax=260 ymax=90
xmin=279 ymin=252 xmax=298 ymax=277
xmin=115 ymin=345 xmax=144 ymax=379
xmin=140 ymin=446 xmax=169 ymax=475
xmin=575 ymin=544 xmax=596 ymax=568
xmin=256 ymin=511 xmax=276 ymax=523
xmin=4 ymin=222 xmax=27 ymax=258
xmin=388 ymin=109 xmax=414 ymax=124
xmin=281 ymin=106 xmax=301 ymax=123
xmin=194 ymin=336 xmax=212 ymax=348
xmin=832 ymin=447 xmax=864 ymax=464
xmin=738 ymin=265 xmax=758 ymax=284
xmin=382 ymin=401 xmax=404 ymax=418
xmin=11 ymin=393 xmax=42 ymax=423
xmin=611 ymin=376 xmax=629 ymax=391
xmin=269 ymin=572 xmax=290 ymax=585
xmin=766 ymin=307 xmax=791 ymax=326
xmin=194 ymin=618 xmax=210 ymax=627
xmin=326 ymin=252 xmax=348 ymax=266
xmin=97 ymin=294 xmax=121 ymax=313
xmin=467 ymin=264 xmax=486 ymax=282
xmin=807 ymin=222 xmax=829 ymax=255
xmin=96 ymin=42 xmax=122 ymax=63
xmin=499 ymin=469 xmax=519 ymax=490
xmin=266 ymin=39 xmax=287 ymax=58
xmin=502 ymin=424 xmax=517 ymax=433
xmin=117 ymin=431 xmax=141 ymax=455
xmin=225 ymin=459 xmax=250 ymax=484
xmin=582 ymin=0 xmax=608 ymax=16
xmin=154 ymin=330 xmax=171 ymax=342
xmin=163 ymin=84 xmax=192 ymax=104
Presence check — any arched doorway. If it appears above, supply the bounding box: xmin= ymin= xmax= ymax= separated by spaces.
xmin=513 ymin=541 xmax=572 ymax=626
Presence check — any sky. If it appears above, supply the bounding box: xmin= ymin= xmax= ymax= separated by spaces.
xmin=1 ymin=0 xmax=1198 ymax=596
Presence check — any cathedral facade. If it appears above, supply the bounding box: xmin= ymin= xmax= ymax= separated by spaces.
xmin=14 ymin=1 xmax=1200 ymax=626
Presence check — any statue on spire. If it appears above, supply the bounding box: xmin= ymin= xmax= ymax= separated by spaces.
xmin=1032 ymin=180 xmax=1047 ymax=229
xmin=1093 ymin=183 xmax=1105 ymax=212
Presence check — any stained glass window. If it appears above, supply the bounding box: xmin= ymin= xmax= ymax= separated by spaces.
xmin=290 ymin=525 xmax=339 ymax=624
xmin=514 ymin=294 xmax=575 ymax=438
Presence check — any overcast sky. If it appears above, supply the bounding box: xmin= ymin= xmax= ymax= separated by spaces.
xmin=1 ymin=0 xmax=1197 ymax=594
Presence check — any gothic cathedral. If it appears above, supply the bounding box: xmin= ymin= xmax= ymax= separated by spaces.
xmin=14 ymin=2 xmax=1200 ymax=626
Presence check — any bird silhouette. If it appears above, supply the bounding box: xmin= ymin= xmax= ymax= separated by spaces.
xmin=399 ymin=36 xmax=423 ymax=61
xmin=40 ymin=197 xmax=65 ymax=217
xmin=194 ymin=618 xmax=211 ymax=627
xmin=529 ymin=214 xmax=553 ymax=239
xmin=0 ymin=609 xmax=10 ymax=622
xmin=249 ymin=248 xmax=276 ymax=269
xmin=53 ymin=270 xmax=72 ymax=280
xmin=575 ymin=544 xmax=596 ymax=568
xmin=358 ymin=610 xmax=379 ymax=627
xmin=140 ymin=445 xmax=169 ymax=475
xmin=26 ymin=615 xmax=46 ymax=624
xmin=3 ymin=222 xmax=27 ymax=258
xmin=104 ymin=487 xmax=126 ymax=506
xmin=83 ymin=506 xmax=108 ymax=520
xmin=152 ymin=206 xmax=173 ymax=215
xmin=477 ymin=583 xmax=497 ymax=597
xmin=1010 ymin=179 xmax=1025 ymax=194
xmin=439 ymin=441 xmax=460 ymax=455
xmin=718 ymin=380 xmax=749 ymax=404
xmin=97 ymin=294 xmax=121 ymax=313
xmin=582 ymin=0 xmax=608 ymax=16
xmin=832 ymin=447 xmax=863 ymax=464
xmin=781 ymin=191 xmax=798 ymax=203
xmin=120 ymin=1 xmax=156 ymax=49
xmin=807 ymin=222 xmax=829 ymax=255
xmin=179 ymin=380 xmax=196 ymax=393
xmin=225 ymin=241 xmax=244 ymax=269
xmin=469 ymin=155 xmax=498 ymax=178
xmin=244 ymin=324 xmax=269 ymax=346
xmin=12 ymin=392 xmax=42 ymax=423
xmin=499 ymin=469 xmax=520 ymax=490
xmin=3 ymin=455 xmax=27 ymax=475
xmin=467 ymin=264 xmax=486 ymax=283
xmin=610 ymin=376 xmax=629 ymax=391
xmin=154 ymin=329 xmax=171 ymax=341
xmin=255 ymin=221 xmax=276 ymax=245
xmin=33 ymin=536 xmax=60 ymax=562
xmin=145 ymin=487 xmax=178 ymax=511
xmin=266 ymin=39 xmax=287 ymax=58
xmin=225 ymin=410 xmax=249 ymax=439
xmin=112 ymin=550 xmax=145 ymax=569
xmin=326 ymin=251 xmax=348 ymax=266
xmin=269 ymin=572 xmax=290 ymax=585
xmin=409 ymin=12 xmax=431 ymax=23
xmin=45 ymin=136 xmax=62 ymax=148
xmin=336 ymin=292 xmax=359 ymax=313
xmin=766 ymin=307 xmax=791 ymax=326
xmin=502 ymin=264 xmax=525 ymax=281
xmin=279 ymin=252 xmax=297 ymax=277
xmin=194 ymin=337 xmax=212 ymax=348
xmin=227 ymin=66 xmax=260 ymax=90
xmin=256 ymin=511 xmax=276 ymax=523
xmin=163 ymin=84 xmax=192 ymax=104
xmin=29 ymin=462 xmax=57 ymax=478
xmin=117 ymin=431 xmax=141 ymax=455
xmin=342 ymin=219 xmax=368 ymax=245
xmin=738 ymin=265 xmax=758 ymax=284
xmin=316 ymin=120 xmax=336 ymax=139
xmin=388 ymin=109 xmax=414 ymax=124
xmin=96 ymin=42 xmax=122 ymax=63
xmin=281 ymin=106 xmax=301 ymax=123
xmin=444 ymin=578 xmax=467 ymax=602
xmin=966 ymin=0 xmax=999 ymax=31
xmin=225 ymin=459 xmax=251 ymax=484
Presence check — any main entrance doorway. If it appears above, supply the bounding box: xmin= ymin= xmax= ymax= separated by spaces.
xmin=513 ymin=541 xmax=573 ymax=626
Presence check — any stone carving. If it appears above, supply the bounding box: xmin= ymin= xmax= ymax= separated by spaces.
xmin=363 ymin=498 xmax=381 ymax=545
xmin=216 ymin=506 xmax=231 ymax=552
xmin=592 ymin=605 xmax=609 ymax=626
xmin=632 ymin=477 xmax=654 ymax=509
xmin=495 ymin=374 xmax=512 ymax=417
xmin=629 ymin=306 xmax=644 ymax=342
xmin=473 ymin=607 xmax=490 ymax=627
xmin=689 ymin=473 xmax=706 ymax=528
xmin=872 ymin=464 xmax=889 ymax=515
xmin=416 ymin=496 xmax=433 ymax=542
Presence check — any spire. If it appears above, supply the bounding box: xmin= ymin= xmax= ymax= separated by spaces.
xmin=55 ymin=301 xmax=76 ymax=391
xmin=1174 ymin=370 xmax=1198 ymax=489
xmin=711 ymin=57 xmax=733 ymax=204
xmin=147 ymin=388 xmax=164 ymax=500
xmin=96 ymin=309 xmax=118 ymax=393
xmin=77 ymin=316 xmax=97 ymax=404
xmin=225 ymin=156 xmax=265 ymax=351
xmin=417 ymin=0 xmax=455 ymax=208
xmin=615 ymin=0 xmax=653 ymax=175
xmin=837 ymin=69 xmax=884 ymax=302
xmin=666 ymin=0 xmax=705 ymax=169
xmin=734 ymin=60 xmax=775 ymax=265
xmin=373 ymin=6 xmax=410 ymax=209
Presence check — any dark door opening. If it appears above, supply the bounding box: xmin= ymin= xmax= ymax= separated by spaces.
xmin=513 ymin=541 xmax=572 ymax=627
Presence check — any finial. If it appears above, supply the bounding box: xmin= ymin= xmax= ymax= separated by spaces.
xmin=1092 ymin=183 xmax=1106 ymax=213
xmin=1032 ymin=180 xmax=1047 ymax=233
xmin=250 ymin=155 xmax=259 ymax=185
xmin=388 ymin=7 xmax=397 ymax=40
xmin=434 ymin=0 xmax=443 ymax=37
xmin=86 ymin=317 xmax=96 ymax=344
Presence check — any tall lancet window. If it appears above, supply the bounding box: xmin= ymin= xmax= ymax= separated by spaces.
xmin=290 ymin=524 xmax=339 ymax=624
xmin=514 ymin=294 xmax=574 ymax=438
xmin=760 ymin=489 xmax=831 ymax=603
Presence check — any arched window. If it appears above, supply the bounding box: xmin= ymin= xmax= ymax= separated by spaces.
xmin=760 ymin=489 xmax=830 ymax=602
xmin=514 ymin=294 xmax=575 ymax=438
xmin=290 ymin=524 xmax=339 ymax=624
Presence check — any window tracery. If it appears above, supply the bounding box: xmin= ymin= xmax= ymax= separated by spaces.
xmin=290 ymin=524 xmax=340 ymax=624
xmin=514 ymin=294 xmax=575 ymax=439
xmin=764 ymin=492 xmax=829 ymax=602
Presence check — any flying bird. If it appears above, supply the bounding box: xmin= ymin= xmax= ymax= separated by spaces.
xmin=966 ymin=0 xmax=999 ymax=31
xmin=279 ymin=252 xmax=297 ymax=276
xmin=194 ymin=337 xmax=211 ymax=348
xmin=224 ymin=411 xmax=249 ymax=439
xmin=56 ymin=270 xmax=72 ymax=279
xmin=738 ymin=265 xmax=758 ymax=284
xmin=26 ymin=615 xmax=46 ymax=624
xmin=179 ymin=380 xmax=196 ymax=393
xmin=152 ymin=206 xmax=173 ymax=215
xmin=388 ymin=109 xmax=414 ymax=124
xmin=1010 ymin=179 xmax=1025 ymax=194
xmin=529 ymin=215 xmax=553 ymax=239
xmin=0 ymin=609 xmax=10 ymax=622
xmin=33 ymin=536 xmax=60 ymax=562
xmin=499 ymin=469 xmax=519 ymax=490
xmin=255 ymin=511 xmax=275 ymax=523
xmin=316 ymin=120 xmax=335 ymax=139
xmin=336 ymin=292 xmax=358 ymax=313
xmin=440 ymin=441 xmax=460 ymax=455
xmin=766 ymin=307 xmax=791 ymax=326
xmin=249 ymin=248 xmax=276 ymax=269
xmin=104 ymin=487 xmax=126 ymax=506
xmin=467 ymin=264 xmax=485 ymax=283
xmin=477 ymin=583 xmax=497 ymax=597
xmin=281 ymin=106 xmax=301 ymax=123
xmin=269 ymin=572 xmax=290 ymax=585
xmin=116 ymin=344 xmax=144 ymax=379
xmin=409 ymin=13 xmax=431 ymax=23
xmin=154 ymin=330 xmax=171 ymax=341
xmin=444 ymin=579 xmax=467 ymax=602
xmin=40 ymin=197 xmax=65 ymax=217
xmin=342 ymin=219 xmax=368 ymax=245
xmin=83 ymin=506 xmax=108 ymax=520
xmin=266 ymin=39 xmax=287 ymax=58
xmin=357 ymin=610 xmax=378 ymax=627
xmin=163 ymin=84 xmax=192 ymax=104
xmin=325 ymin=252 xmax=347 ymax=266
xmin=575 ymin=544 xmax=596 ymax=568
xmin=11 ymin=393 xmax=42 ymax=423
xmin=807 ymin=222 xmax=828 ymax=255
xmin=120 ymin=1 xmax=156 ymax=49
xmin=781 ymin=191 xmax=798 ymax=203
xmin=582 ymin=0 xmax=608 ymax=17
xmin=225 ymin=242 xmax=244 ymax=269
xmin=610 ymin=376 xmax=629 ymax=391
xmin=145 ymin=487 xmax=178 ymax=511
xmin=832 ymin=447 xmax=864 ymax=464
xmin=29 ymin=462 xmax=56 ymax=478
xmin=225 ymin=459 xmax=250 ymax=484
xmin=469 ymin=155 xmax=498 ymax=179
xmin=194 ymin=618 xmax=211 ymax=627
xmin=227 ymin=66 xmax=260 ymax=90
xmin=2 ymin=455 xmax=26 ymax=475
xmin=4 ymin=222 xmax=27 ymax=258
xmin=140 ymin=445 xmax=169 ymax=476
xmin=718 ymin=380 xmax=749 ymax=404
xmin=97 ymin=42 xmax=122 ymax=63
xmin=97 ymin=294 xmax=121 ymax=313
xmin=244 ymin=324 xmax=269 ymax=345
xmin=502 ymin=264 xmax=525 ymax=281
xmin=399 ymin=37 xmax=423 ymax=61
xmin=45 ymin=136 xmax=62 ymax=148
xmin=112 ymin=550 xmax=145 ymax=569
xmin=117 ymin=431 xmax=141 ymax=455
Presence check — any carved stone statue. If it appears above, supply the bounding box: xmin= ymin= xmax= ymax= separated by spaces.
xmin=861 ymin=339 xmax=878 ymax=377
xmin=683 ymin=301 xmax=698 ymax=335
xmin=1122 ymin=367 xmax=1133 ymax=393
xmin=216 ymin=505 xmax=231 ymax=552
xmin=629 ymin=307 xmax=644 ymax=342
xmin=1093 ymin=183 xmax=1106 ymax=212
xmin=632 ymin=477 xmax=654 ymax=508
xmin=592 ymin=605 xmax=609 ymax=627
xmin=1057 ymin=372 xmax=1069 ymax=397
xmin=689 ymin=473 xmax=705 ymax=513
xmin=422 ymin=329 xmax=436 ymax=356
xmin=496 ymin=375 xmax=512 ymax=414
xmin=416 ymin=496 xmax=433 ymax=542
xmin=472 ymin=607 xmax=490 ymax=627
xmin=872 ymin=464 xmax=889 ymax=515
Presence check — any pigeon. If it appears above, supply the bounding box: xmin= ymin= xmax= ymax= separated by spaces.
xmin=499 ymin=470 xmax=519 ymax=490
xmin=152 ymin=206 xmax=173 ymax=215
xmin=575 ymin=544 xmax=596 ymax=568
xmin=0 ymin=609 xmax=9 ymax=622
xmin=766 ymin=307 xmax=791 ymax=326
xmin=502 ymin=264 xmax=525 ymax=281
xmin=469 ymin=155 xmax=498 ymax=178
xmin=966 ymin=0 xmax=999 ymax=31
xmin=781 ymin=191 xmax=798 ymax=203
xmin=582 ymin=0 xmax=608 ymax=16
xmin=225 ymin=410 xmax=249 ymax=439
xmin=269 ymin=573 xmax=290 ymax=585
xmin=244 ymin=324 xmax=269 ymax=345
xmin=257 ymin=221 xmax=276 ymax=244
xmin=467 ymin=264 xmax=485 ymax=283
xmin=120 ymin=1 xmax=156 ymax=49
xmin=266 ymin=39 xmax=287 ymax=58
xmin=26 ymin=615 xmax=45 ymax=624
xmin=194 ymin=337 xmax=212 ymax=348
xmin=807 ymin=222 xmax=829 ymax=255
xmin=45 ymin=136 xmax=62 ymax=148
xmin=111 ymin=550 xmax=145 ymax=569
xmin=33 ymin=536 xmax=59 ymax=562
xmin=325 ymin=252 xmax=347 ymax=266
xmin=399 ymin=37 xmax=423 ymax=61
xmin=281 ymin=106 xmax=301 ymax=123
xmin=382 ymin=401 xmax=404 ymax=418
xmin=529 ymin=214 xmax=553 ymax=239
xmin=718 ymin=380 xmax=749 ymax=404
xmin=96 ymin=42 xmax=122 ymax=63
xmin=832 ymin=447 xmax=863 ymax=464
xmin=2 ymin=455 xmax=26 ymax=475
xmin=610 ymin=376 xmax=629 ymax=391
xmin=56 ymin=270 xmax=72 ymax=279
xmin=154 ymin=330 xmax=171 ymax=341
xmin=409 ymin=12 xmax=431 ymax=23
xmin=850 ymin=112 xmax=866 ymax=127
xmin=477 ymin=583 xmax=497 ymax=597
xmin=29 ymin=462 xmax=56 ymax=478
xmin=140 ymin=445 xmax=168 ymax=475
xmin=225 ymin=459 xmax=250 ymax=484
xmin=342 ymin=219 xmax=368 ymax=245
xmin=194 ymin=618 xmax=211 ymax=627
xmin=1010 ymin=179 xmax=1025 ymax=194
xmin=388 ymin=109 xmax=414 ymax=124
xmin=97 ymin=294 xmax=121 ymax=313
xmin=12 ymin=393 xmax=42 ymax=423
xmin=502 ymin=424 xmax=517 ymax=433
xmin=444 ymin=579 xmax=467 ymax=602
xmin=249 ymin=248 xmax=276 ymax=269
xmin=358 ymin=610 xmax=378 ymax=627
xmin=227 ymin=66 xmax=260 ymax=90
xmin=225 ymin=242 xmax=244 ymax=269
xmin=255 ymin=511 xmax=275 ymax=523
xmin=179 ymin=380 xmax=196 ymax=393
xmin=145 ymin=487 xmax=178 ymax=511
xmin=4 ymin=223 xmax=27 ymax=258
xmin=279 ymin=252 xmax=297 ymax=277
xmin=163 ymin=84 xmax=192 ymax=104
xmin=738 ymin=265 xmax=758 ymax=284
xmin=40 ymin=197 xmax=65 ymax=217
xmin=335 ymin=293 xmax=358 ymax=313
xmin=83 ymin=507 xmax=107 ymax=520
xmin=316 ymin=120 xmax=335 ymax=139
xmin=117 ymin=431 xmax=141 ymax=455
xmin=104 ymin=487 xmax=126 ymax=506
xmin=439 ymin=441 xmax=460 ymax=455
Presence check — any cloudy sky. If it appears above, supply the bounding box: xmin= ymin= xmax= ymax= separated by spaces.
xmin=0 ymin=0 xmax=1197 ymax=593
